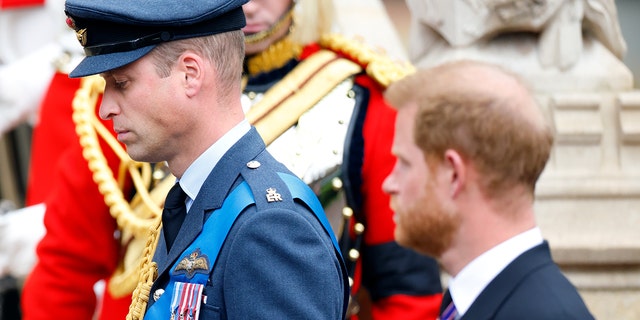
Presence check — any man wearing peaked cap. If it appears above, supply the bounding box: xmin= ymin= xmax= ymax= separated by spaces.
xmin=63 ymin=0 xmax=248 ymax=78
xmin=45 ymin=0 xmax=349 ymax=319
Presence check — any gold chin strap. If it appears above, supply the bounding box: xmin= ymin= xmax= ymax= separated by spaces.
xmin=71 ymin=75 xmax=168 ymax=319
xmin=244 ymin=4 xmax=294 ymax=45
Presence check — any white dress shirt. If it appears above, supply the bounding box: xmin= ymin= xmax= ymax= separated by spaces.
xmin=177 ymin=119 xmax=251 ymax=212
xmin=448 ymin=227 xmax=544 ymax=317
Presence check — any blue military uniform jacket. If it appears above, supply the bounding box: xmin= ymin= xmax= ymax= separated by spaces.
xmin=443 ymin=241 xmax=593 ymax=320
xmin=146 ymin=127 xmax=348 ymax=319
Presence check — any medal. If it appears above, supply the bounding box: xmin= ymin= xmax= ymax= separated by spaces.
xmin=170 ymin=282 xmax=205 ymax=320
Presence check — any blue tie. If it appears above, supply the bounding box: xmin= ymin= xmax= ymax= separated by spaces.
xmin=162 ymin=183 xmax=187 ymax=250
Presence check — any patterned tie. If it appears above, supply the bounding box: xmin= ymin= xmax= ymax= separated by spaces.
xmin=441 ymin=301 xmax=458 ymax=320
xmin=162 ymin=182 xmax=187 ymax=250
xmin=440 ymin=289 xmax=458 ymax=320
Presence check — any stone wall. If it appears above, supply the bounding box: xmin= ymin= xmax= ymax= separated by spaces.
xmin=356 ymin=0 xmax=640 ymax=318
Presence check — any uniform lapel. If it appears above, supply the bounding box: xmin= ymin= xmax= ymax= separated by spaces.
xmin=155 ymin=127 xmax=267 ymax=276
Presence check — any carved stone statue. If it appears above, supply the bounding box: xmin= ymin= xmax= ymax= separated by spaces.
xmin=407 ymin=0 xmax=627 ymax=71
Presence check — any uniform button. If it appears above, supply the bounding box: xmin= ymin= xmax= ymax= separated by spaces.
xmin=331 ymin=177 xmax=343 ymax=190
xmin=354 ymin=223 xmax=365 ymax=235
xmin=349 ymin=249 xmax=360 ymax=261
xmin=342 ymin=207 xmax=353 ymax=219
xmin=247 ymin=160 xmax=261 ymax=169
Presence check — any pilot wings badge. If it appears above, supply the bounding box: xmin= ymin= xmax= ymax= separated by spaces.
xmin=173 ymin=249 xmax=210 ymax=279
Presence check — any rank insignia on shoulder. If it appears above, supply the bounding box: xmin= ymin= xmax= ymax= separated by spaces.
xmin=266 ymin=188 xmax=283 ymax=202
xmin=174 ymin=249 xmax=210 ymax=279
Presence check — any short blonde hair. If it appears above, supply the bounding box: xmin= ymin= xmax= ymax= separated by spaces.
xmin=149 ymin=30 xmax=245 ymax=99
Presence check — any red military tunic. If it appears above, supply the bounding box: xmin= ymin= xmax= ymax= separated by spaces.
xmin=356 ymin=74 xmax=442 ymax=319
xmin=21 ymin=72 xmax=131 ymax=319
xmin=0 ymin=0 xmax=43 ymax=9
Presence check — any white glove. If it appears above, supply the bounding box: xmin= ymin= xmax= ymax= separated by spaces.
xmin=0 ymin=203 xmax=46 ymax=279
xmin=0 ymin=44 xmax=58 ymax=134
xmin=0 ymin=0 xmax=83 ymax=134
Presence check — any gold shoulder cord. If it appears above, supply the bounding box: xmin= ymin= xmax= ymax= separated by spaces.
xmin=71 ymin=75 xmax=169 ymax=319
xmin=318 ymin=33 xmax=416 ymax=88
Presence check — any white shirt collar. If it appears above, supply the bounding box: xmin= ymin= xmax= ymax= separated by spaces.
xmin=178 ymin=119 xmax=251 ymax=211
xmin=448 ymin=227 xmax=544 ymax=317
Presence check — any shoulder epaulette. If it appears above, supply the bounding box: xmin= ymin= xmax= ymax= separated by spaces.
xmin=318 ymin=33 xmax=416 ymax=88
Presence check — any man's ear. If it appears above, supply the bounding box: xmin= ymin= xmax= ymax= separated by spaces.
xmin=180 ymin=52 xmax=203 ymax=97
xmin=443 ymin=149 xmax=466 ymax=198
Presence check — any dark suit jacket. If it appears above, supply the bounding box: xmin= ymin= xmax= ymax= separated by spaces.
xmin=147 ymin=127 xmax=348 ymax=319
xmin=443 ymin=241 xmax=593 ymax=320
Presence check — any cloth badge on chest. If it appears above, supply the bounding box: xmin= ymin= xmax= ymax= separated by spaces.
xmin=173 ymin=248 xmax=210 ymax=279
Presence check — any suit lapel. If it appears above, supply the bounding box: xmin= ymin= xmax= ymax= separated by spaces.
xmin=463 ymin=242 xmax=554 ymax=319
xmin=155 ymin=127 xmax=267 ymax=276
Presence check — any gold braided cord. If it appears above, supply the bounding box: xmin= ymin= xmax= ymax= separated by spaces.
xmin=109 ymin=171 xmax=173 ymax=297
xmin=72 ymin=75 xmax=163 ymax=237
xmin=71 ymin=75 xmax=168 ymax=317
xmin=126 ymin=223 xmax=161 ymax=320
xmin=318 ymin=33 xmax=416 ymax=88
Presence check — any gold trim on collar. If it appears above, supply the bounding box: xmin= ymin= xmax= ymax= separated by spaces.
xmin=245 ymin=36 xmax=303 ymax=76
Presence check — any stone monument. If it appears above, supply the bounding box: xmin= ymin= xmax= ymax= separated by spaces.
xmin=406 ymin=0 xmax=640 ymax=318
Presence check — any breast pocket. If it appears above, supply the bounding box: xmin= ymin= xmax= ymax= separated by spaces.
xmin=198 ymin=304 xmax=221 ymax=319
xmin=198 ymin=285 xmax=222 ymax=319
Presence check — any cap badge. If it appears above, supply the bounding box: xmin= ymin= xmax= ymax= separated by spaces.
xmin=266 ymin=188 xmax=283 ymax=202
xmin=173 ymin=249 xmax=210 ymax=279
xmin=75 ymin=28 xmax=88 ymax=46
